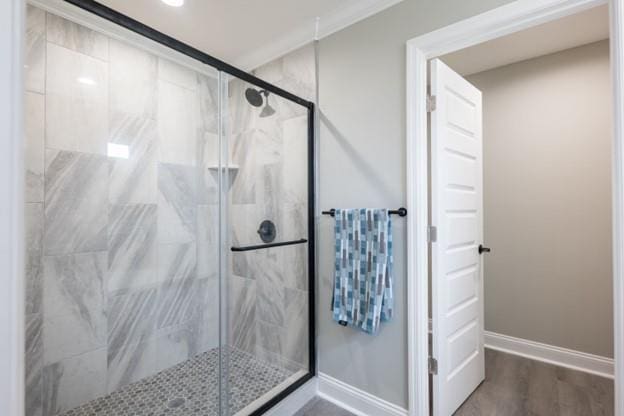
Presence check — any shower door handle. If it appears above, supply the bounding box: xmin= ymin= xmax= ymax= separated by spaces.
xmin=231 ymin=238 xmax=307 ymax=252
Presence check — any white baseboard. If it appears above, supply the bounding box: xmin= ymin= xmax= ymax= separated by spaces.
xmin=317 ymin=373 xmax=408 ymax=416
xmin=484 ymin=331 xmax=614 ymax=379
xmin=262 ymin=377 xmax=318 ymax=416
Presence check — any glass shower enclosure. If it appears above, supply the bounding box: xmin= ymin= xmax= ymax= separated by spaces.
xmin=23 ymin=2 xmax=314 ymax=415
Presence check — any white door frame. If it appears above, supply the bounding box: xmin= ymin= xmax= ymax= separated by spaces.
xmin=406 ymin=0 xmax=624 ymax=415
xmin=0 ymin=0 xmax=25 ymax=415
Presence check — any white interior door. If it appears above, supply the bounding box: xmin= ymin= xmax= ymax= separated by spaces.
xmin=430 ymin=58 xmax=484 ymax=416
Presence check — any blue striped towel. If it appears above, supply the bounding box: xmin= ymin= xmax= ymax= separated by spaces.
xmin=332 ymin=209 xmax=394 ymax=335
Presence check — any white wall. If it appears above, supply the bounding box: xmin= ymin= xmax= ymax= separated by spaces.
xmin=466 ymin=40 xmax=614 ymax=358
xmin=317 ymin=0 xmax=515 ymax=408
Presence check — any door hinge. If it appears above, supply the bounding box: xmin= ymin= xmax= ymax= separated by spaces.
xmin=427 ymin=95 xmax=437 ymax=112
xmin=428 ymin=225 xmax=437 ymax=242
xmin=429 ymin=357 xmax=438 ymax=375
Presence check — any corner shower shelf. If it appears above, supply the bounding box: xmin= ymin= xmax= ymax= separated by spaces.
xmin=207 ymin=164 xmax=240 ymax=172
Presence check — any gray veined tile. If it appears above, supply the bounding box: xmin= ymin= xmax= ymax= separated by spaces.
xmin=106 ymin=335 xmax=159 ymax=393
xmin=158 ymin=242 xmax=197 ymax=283
xmin=43 ymin=150 xmax=108 ymax=255
xmin=107 ymin=287 xmax=158 ymax=353
xmin=42 ymin=348 xmax=107 ymax=416
xmin=282 ymin=115 xmax=308 ymax=206
xmin=157 ymin=79 xmax=200 ymax=166
xmin=46 ymin=13 xmax=108 ymax=61
xmin=229 ymin=275 xmax=257 ymax=354
xmin=45 ymin=43 xmax=109 ymax=155
xmin=25 ymin=203 xmax=43 ymax=315
xmin=157 ymin=162 xmax=198 ymax=244
xmin=230 ymin=132 xmax=257 ymax=204
xmin=25 ymin=92 xmax=45 ymax=203
xmin=108 ymin=204 xmax=158 ymax=292
xmin=190 ymin=278 xmax=219 ymax=355
xmin=257 ymin=277 xmax=285 ymax=327
xmin=198 ymin=74 xmax=219 ymax=134
xmin=158 ymin=57 xmax=198 ymax=91
xmin=281 ymin=45 xmax=315 ymax=99
xmin=109 ymin=38 xmax=157 ymax=119
xmin=25 ymin=314 xmax=43 ymax=416
xmin=25 ymin=5 xmax=46 ymax=94
xmin=259 ymin=162 xmax=284 ymax=223
xmin=108 ymin=112 xmax=158 ymax=205
xmin=156 ymin=277 xmax=200 ymax=329
xmin=42 ymin=252 xmax=107 ymax=365
xmin=197 ymin=205 xmax=218 ymax=279
xmin=283 ymin=287 xmax=309 ymax=367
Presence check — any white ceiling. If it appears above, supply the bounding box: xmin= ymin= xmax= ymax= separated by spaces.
xmin=97 ymin=0 xmax=403 ymax=70
xmin=441 ymin=4 xmax=609 ymax=76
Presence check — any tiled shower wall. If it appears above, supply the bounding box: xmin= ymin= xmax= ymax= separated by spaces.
xmin=226 ymin=46 xmax=315 ymax=372
xmin=24 ymin=6 xmax=220 ymax=416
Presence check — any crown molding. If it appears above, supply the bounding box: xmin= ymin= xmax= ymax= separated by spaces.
xmin=233 ymin=0 xmax=405 ymax=71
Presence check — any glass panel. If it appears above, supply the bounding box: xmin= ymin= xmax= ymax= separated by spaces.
xmin=22 ymin=6 xmax=223 ymax=416
xmin=223 ymin=73 xmax=311 ymax=415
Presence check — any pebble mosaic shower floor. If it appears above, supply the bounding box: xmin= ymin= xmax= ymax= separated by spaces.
xmin=58 ymin=348 xmax=298 ymax=416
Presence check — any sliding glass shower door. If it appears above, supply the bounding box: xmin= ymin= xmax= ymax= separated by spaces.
xmin=219 ymin=72 xmax=313 ymax=415
xmin=23 ymin=4 xmax=314 ymax=416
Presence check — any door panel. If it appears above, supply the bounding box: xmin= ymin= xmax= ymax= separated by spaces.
xmin=430 ymin=58 xmax=484 ymax=416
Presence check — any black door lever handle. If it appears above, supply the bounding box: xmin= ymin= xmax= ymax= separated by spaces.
xmin=478 ymin=244 xmax=491 ymax=254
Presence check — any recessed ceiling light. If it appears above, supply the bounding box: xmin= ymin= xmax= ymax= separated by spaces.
xmin=161 ymin=0 xmax=184 ymax=7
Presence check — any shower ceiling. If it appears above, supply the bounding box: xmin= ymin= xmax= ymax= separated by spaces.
xmin=96 ymin=0 xmax=404 ymax=70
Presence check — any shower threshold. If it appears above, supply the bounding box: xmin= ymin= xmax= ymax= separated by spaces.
xmin=58 ymin=347 xmax=303 ymax=416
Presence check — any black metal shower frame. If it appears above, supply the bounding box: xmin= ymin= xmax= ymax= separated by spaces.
xmin=61 ymin=1 xmax=316 ymax=414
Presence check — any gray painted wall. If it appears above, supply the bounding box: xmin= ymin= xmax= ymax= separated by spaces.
xmin=466 ymin=40 xmax=613 ymax=358
xmin=317 ymin=0 xmax=515 ymax=408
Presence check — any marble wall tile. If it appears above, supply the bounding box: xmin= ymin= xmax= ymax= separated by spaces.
xmin=42 ymin=348 xmax=107 ymax=416
xmin=25 ymin=5 xmax=46 ymax=94
xmin=107 ymin=287 xmax=158 ymax=353
xmin=46 ymin=43 xmax=108 ymax=155
xmin=229 ymin=275 xmax=256 ymax=354
xmin=108 ymin=204 xmax=157 ymax=292
xmin=259 ymin=162 xmax=284 ymax=224
xmin=282 ymin=115 xmax=308 ymax=206
xmin=154 ymin=324 xmax=194 ymax=370
xmin=158 ymin=242 xmax=197 ymax=283
xmin=257 ymin=277 xmax=285 ymax=327
xmin=46 ymin=13 xmax=108 ymax=61
xmin=283 ymin=287 xmax=309 ymax=367
xmin=25 ymin=92 xmax=45 ymax=203
xmin=230 ymin=131 xmax=257 ymax=204
xmin=198 ymin=75 xmax=219 ymax=134
xmin=25 ymin=314 xmax=43 ymax=416
xmin=43 ymin=150 xmax=108 ymax=255
xmin=106 ymin=335 xmax=159 ymax=393
xmin=109 ymin=39 xmax=157 ymax=119
xmin=157 ymin=80 xmax=200 ymax=166
xmin=158 ymin=57 xmax=198 ymax=91
xmin=25 ymin=203 xmax=43 ymax=314
xmin=157 ymin=162 xmax=197 ymax=244
xmin=279 ymin=242 xmax=308 ymax=292
xmin=197 ymin=205 xmax=218 ymax=279
xmin=198 ymin=131 xmax=219 ymax=168
xmin=108 ymin=112 xmax=158 ymax=205
xmin=191 ymin=277 xmax=219 ymax=355
xmin=42 ymin=252 xmax=107 ymax=365
xmin=281 ymin=45 xmax=315 ymax=101
xmin=156 ymin=277 xmax=200 ymax=329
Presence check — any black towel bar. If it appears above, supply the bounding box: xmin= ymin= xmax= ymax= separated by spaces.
xmin=231 ymin=238 xmax=308 ymax=252
xmin=321 ymin=207 xmax=407 ymax=217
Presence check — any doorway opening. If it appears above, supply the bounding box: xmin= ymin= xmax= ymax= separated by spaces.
xmin=406 ymin=1 xmax=623 ymax=415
